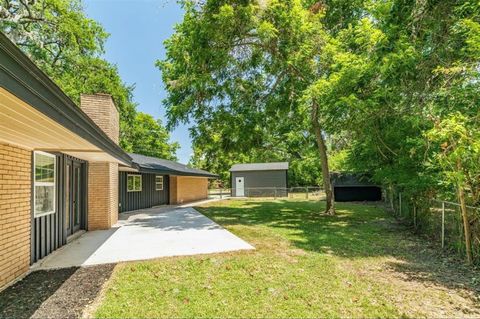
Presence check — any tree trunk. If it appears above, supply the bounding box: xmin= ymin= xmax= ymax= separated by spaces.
xmin=311 ymin=103 xmax=335 ymax=215
xmin=457 ymin=160 xmax=473 ymax=264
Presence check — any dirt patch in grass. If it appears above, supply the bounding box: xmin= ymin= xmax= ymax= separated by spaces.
xmin=0 ymin=264 xmax=115 ymax=319
xmin=376 ymin=230 xmax=480 ymax=317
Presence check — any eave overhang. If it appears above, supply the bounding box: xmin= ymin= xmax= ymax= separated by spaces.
xmin=0 ymin=32 xmax=132 ymax=166
xmin=137 ymin=166 xmax=218 ymax=178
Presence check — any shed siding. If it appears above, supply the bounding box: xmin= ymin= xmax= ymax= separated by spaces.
xmin=331 ymin=172 xmax=382 ymax=202
xmin=231 ymin=170 xmax=287 ymax=197
xmin=334 ymin=186 xmax=382 ymax=202
xmin=119 ymin=172 xmax=169 ymax=212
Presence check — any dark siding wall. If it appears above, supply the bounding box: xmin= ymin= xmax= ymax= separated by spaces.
xmin=31 ymin=212 xmax=63 ymax=263
xmin=31 ymin=153 xmax=63 ymax=263
xmin=31 ymin=154 xmax=87 ymax=263
xmin=231 ymin=170 xmax=287 ymax=197
xmin=119 ymin=172 xmax=169 ymax=212
xmin=334 ymin=186 xmax=382 ymax=202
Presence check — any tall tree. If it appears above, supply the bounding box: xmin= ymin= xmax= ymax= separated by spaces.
xmin=313 ymin=0 xmax=480 ymax=261
xmin=331 ymin=0 xmax=480 ymax=200
xmin=130 ymin=113 xmax=180 ymax=161
xmin=1 ymin=0 xmax=178 ymax=160
xmin=188 ymin=104 xmax=324 ymax=186
xmin=160 ymin=0 xmax=338 ymax=214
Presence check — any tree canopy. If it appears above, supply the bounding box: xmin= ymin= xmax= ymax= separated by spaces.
xmin=160 ymin=0 xmax=342 ymax=212
xmin=160 ymin=0 xmax=480 ymax=219
xmin=0 ymin=0 xmax=178 ymax=160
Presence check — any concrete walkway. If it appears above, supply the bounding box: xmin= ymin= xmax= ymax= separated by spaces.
xmin=36 ymin=205 xmax=254 ymax=269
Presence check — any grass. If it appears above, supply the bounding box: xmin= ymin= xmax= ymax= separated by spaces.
xmin=94 ymin=199 xmax=480 ymax=318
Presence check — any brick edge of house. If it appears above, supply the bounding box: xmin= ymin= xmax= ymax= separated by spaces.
xmin=0 ymin=142 xmax=31 ymax=289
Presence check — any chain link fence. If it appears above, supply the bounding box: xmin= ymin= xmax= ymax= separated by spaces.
xmin=210 ymin=185 xmax=480 ymax=263
xmin=208 ymin=187 xmax=325 ymax=200
xmin=207 ymin=188 xmax=231 ymax=199
xmin=287 ymin=187 xmax=325 ymax=200
xmin=385 ymin=187 xmax=480 ymax=264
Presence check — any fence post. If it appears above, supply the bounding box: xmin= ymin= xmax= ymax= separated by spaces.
xmin=220 ymin=188 xmax=223 ymax=199
xmin=306 ymin=187 xmax=308 ymax=199
xmin=413 ymin=204 xmax=417 ymax=229
xmin=274 ymin=187 xmax=277 ymax=200
xmin=399 ymin=192 xmax=402 ymax=217
xmin=441 ymin=201 xmax=445 ymax=249
xmin=390 ymin=189 xmax=394 ymax=211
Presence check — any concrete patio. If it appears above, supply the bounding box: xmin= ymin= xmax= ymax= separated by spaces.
xmin=35 ymin=205 xmax=254 ymax=269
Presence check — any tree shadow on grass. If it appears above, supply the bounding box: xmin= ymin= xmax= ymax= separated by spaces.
xmin=198 ymin=200 xmax=397 ymax=257
xmin=198 ymin=199 xmax=480 ymax=297
xmin=0 ymin=264 xmax=115 ymax=319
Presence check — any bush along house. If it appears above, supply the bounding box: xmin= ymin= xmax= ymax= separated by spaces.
xmin=0 ymin=32 xmax=216 ymax=290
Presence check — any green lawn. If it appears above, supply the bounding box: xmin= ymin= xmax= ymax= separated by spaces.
xmin=94 ymin=200 xmax=480 ymax=318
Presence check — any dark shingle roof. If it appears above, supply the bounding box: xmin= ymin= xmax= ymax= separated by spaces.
xmin=129 ymin=153 xmax=217 ymax=178
xmin=229 ymin=162 xmax=289 ymax=172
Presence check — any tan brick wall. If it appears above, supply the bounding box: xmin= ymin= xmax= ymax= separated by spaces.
xmin=80 ymin=94 xmax=119 ymax=144
xmin=169 ymin=176 xmax=208 ymax=205
xmin=87 ymin=162 xmax=118 ymax=230
xmin=0 ymin=142 xmax=31 ymax=289
xmin=80 ymin=94 xmax=120 ymax=230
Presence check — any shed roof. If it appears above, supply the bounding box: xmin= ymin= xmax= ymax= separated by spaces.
xmin=229 ymin=162 xmax=289 ymax=172
xmin=129 ymin=153 xmax=218 ymax=178
xmin=330 ymin=172 xmax=378 ymax=186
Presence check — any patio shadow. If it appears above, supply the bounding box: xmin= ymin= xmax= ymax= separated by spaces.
xmin=38 ymin=227 xmax=120 ymax=269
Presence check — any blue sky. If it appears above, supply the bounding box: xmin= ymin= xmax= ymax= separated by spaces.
xmin=83 ymin=0 xmax=192 ymax=164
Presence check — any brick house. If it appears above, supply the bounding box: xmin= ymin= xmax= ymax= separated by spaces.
xmin=0 ymin=33 xmax=216 ymax=289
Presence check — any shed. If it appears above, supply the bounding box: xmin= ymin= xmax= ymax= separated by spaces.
xmin=331 ymin=172 xmax=382 ymax=202
xmin=229 ymin=162 xmax=289 ymax=197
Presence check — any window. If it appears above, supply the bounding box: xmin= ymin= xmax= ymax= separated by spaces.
xmin=155 ymin=176 xmax=164 ymax=191
xmin=127 ymin=174 xmax=142 ymax=192
xmin=34 ymin=151 xmax=56 ymax=217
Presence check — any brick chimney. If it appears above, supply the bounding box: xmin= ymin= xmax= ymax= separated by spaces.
xmin=80 ymin=94 xmax=119 ymax=230
xmin=80 ymin=93 xmax=119 ymax=144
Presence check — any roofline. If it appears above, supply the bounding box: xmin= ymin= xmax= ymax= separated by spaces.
xmin=229 ymin=168 xmax=289 ymax=172
xmin=0 ymin=32 xmax=132 ymax=165
xmin=137 ymin=166 xmax=218 ymax=178
xmin=229 ymin=162 xmax=289 ymax=172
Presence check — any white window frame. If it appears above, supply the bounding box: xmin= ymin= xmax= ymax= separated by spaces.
xmin=155 ymin=176 xmax=164 ymax=191
xmin=33 ymin=151 xmax=56 ymax=217
xmin=127 ymin=174 xmax=142 ymax=192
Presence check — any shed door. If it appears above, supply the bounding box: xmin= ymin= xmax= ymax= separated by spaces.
xmin=235 ymin=177 xmax=245 ymax=196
